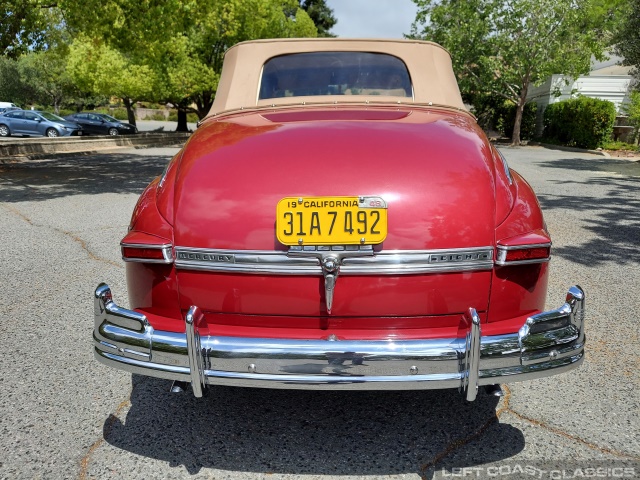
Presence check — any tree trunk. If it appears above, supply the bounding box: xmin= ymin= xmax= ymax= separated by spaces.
xmin=176 ymin=109 xmax=189 ymax=132
xmin=511 ymin=100 xmax=524 ymax=146
xmin=195 ymin=92 xmax=213 ymax=119
xmin=511 ymin=76 xmax=530 ymax=146
xmin=196 ymin=104 xmax=208 ymax=120
xmin=123 ymin=98 xmax=137 ymax=127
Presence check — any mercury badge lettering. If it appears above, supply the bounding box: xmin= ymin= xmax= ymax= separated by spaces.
xmin=431 ymin=252 xmax=492 ymax=262
xmin=94 ymin=38 xmax=585 ymax=401
xmin=176 ymin=252 xmax=235 ymax=263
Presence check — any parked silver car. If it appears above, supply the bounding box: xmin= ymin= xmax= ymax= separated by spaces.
xmin=0 ymin=110 xmax=82 ymax=137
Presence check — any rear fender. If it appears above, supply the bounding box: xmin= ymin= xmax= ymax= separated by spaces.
xmin=124 ymin=179 xmax=181 ymax=321
xmin=489 ymin=171 xmax=549 ymax=323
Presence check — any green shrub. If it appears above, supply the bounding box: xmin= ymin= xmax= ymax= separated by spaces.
xmin=138 ymin=102 xmax=163 ymax=109
xmin=473 ymin=94 xmax=536 ymax=140
xmin=500 ymin=101 xmax=537 ymax=140
xmin=166 ymin=111 xmax=199 ymax=123
xmin=31 ymin=106 xmax=75 ymax=116
xmin=98 ymin=108 xmax=127 ymax=120
xmin=623 ymin=90 xmax=640 ymax=144
xmin=543 ymin=96 xmax=616 ymax=149
xmin=143 ymin=112 xmax=167 ymax=121
xmin=473 ymin=94 xmax=502 ymax=132
xmin=112 ymin=108 xmax=129 ymax=120
xmin=94 ymin=107 xmax=129 ymax=120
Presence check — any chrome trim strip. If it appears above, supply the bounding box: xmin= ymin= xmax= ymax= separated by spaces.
xmin=497 ymin=242 xmax=551 ymax=251
xmin=206 ymin=101 xmax=471 ymax=121
xmin=120 ymin=242 xmax=173 ymax=248
xmin=174 ymin=246 xmax=494 ymax=275
xmin=496 ymin=149 xmax=513 ymax=185
xmin=93 ymin=284 xmax=586 ymax=397
xmin=495 ymin=258 xmax=551 ymax=266
xmin=120 ymin=243 xmax=174 ymax=264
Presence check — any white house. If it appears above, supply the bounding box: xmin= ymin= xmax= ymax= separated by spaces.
xmin=526 ymin=55 xmax=634 ymax=136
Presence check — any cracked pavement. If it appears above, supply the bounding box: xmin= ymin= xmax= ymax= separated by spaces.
xmin=0 ymin=146 xmax=638 ymax=479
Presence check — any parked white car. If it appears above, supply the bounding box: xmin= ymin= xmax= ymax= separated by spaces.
xmin=0 ymin=102 xmax=20 ymax=114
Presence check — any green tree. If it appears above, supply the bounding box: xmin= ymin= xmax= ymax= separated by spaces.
xmin=0 ymin=1 xmax=60 ymax=58
xmin=61 ymin=0 xmax=318 ymax=131
xmin=170 ymin=0 xmax=317 ymax=117
xmin=17 ymin=47 xmax=77 ymax=113
xmin=66 ymin=37 xmax=160 ymax=125
xmin=409 ymin=0 xmax=610 ymax=145
xmin=614 ymin=0 xmax=640 ymax=81
xmin=587 ymin=0 xmax=630 ymax=42
xmin=298 ymin=0 xmax=337 ymax=37
xmin=0 ymin=57 xmax=33 ymax=105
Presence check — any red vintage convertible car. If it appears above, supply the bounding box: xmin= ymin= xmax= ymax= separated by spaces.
xmin=94 ymin=39 xmax=585 ymax=401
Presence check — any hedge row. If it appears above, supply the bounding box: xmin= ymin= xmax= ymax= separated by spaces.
xmin=543 ymin=97 xmax=616 ymax=149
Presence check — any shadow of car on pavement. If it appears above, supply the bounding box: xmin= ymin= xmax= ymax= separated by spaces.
xmin=101 ymin=374 xmax=524 ymax=477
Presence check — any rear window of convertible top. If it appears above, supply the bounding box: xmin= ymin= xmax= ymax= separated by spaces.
xmin=259 ymin=52 xmax=412 ymax=100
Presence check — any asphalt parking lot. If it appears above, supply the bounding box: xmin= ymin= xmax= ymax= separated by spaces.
xmin=0 ymin=145 xmax=638 ymax=479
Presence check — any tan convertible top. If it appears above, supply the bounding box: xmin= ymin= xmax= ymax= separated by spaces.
xmin=207 ymin=38 xmax=465 ymax=118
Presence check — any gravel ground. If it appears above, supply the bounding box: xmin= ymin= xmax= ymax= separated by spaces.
xmin=0 ymin=145 xmax=638 ymax=479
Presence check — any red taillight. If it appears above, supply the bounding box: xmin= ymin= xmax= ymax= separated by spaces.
xmin=504 ymin=246 xmax=550 ymax=262
xmin=496 ymin=230 xmax=552 ymax=266
xmin=120 ymin=232 xmax=173 ymax=264
xmin=122 ymin=246 xmax=168 ymax=261
xmin=496 ymin=245 xmax=551 ymax=266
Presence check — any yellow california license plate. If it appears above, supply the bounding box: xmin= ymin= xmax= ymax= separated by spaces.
xmin=276 ymin=196 xmax=388 ymax=246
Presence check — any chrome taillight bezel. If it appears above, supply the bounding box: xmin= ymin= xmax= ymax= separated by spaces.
xmin=495 ymin=243 xmax=551 ymax=266
xmin=121 ymin=243 xmax=174 ymax=264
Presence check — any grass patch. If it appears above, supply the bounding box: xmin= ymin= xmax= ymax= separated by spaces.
xmin=602 ymin=140 xmax=639 ymax=151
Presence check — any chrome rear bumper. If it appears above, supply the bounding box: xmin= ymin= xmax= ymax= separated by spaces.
xmin=93 ymin=284 xmax=585 ymax=401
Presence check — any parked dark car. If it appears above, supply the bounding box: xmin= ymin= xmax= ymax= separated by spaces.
xmin=64 ymin=112 xmax=137 ymax=135
xmin=0 ymin=110 xmax=82 ymax=137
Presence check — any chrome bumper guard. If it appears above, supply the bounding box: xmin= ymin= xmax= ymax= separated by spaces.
xmin=93 ymin=284 xmax=585 ymax=400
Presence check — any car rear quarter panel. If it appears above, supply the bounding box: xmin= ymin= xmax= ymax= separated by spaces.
xmin=489 ymin=170 xmax=550 ymax=323
xmin=126 ymin=177 xmax=182 ymax=321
